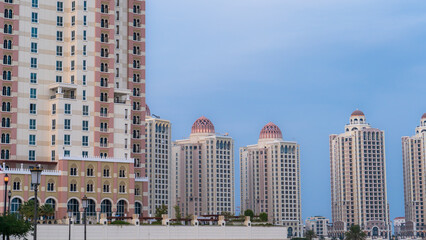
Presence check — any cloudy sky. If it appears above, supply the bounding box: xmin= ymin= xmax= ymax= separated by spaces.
xmin=146 ymin=0 xmax=426 ymax=220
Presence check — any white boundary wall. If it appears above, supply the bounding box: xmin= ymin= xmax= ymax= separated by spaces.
xmin=19 ymin=225 xmax=287 ymax=240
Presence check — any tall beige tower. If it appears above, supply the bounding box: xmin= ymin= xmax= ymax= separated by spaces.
xmin=171 ymin=116 xmax=235 ymax=217
xmin=329 ymin=110 xmax=390 ymax=239
xmin=402 ymin=113 xmax=426 ymax=238
xmin=240 ymin=122 xmax=302 ymax=237
xmin=145 ymin=106 xmax=172 ymax=216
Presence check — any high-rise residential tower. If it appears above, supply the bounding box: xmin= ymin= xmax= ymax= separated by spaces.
xmin=240 ymin=122 xmax=302 ymax=237
xmin=0 ymin=0 xmax=148 ymax=220
xmin=145 ymin=106 xmax=171 ymax=216
xmin=401 ymin=113 xmax=426 ymax=237
xmin=171 ymin=116 xmax=234 ymax=217
xmin=329 ymin=110 xmax=390 ymax=239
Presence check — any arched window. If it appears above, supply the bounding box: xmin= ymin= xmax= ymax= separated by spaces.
xmin=45 ymin=198 xmax=56 ymax=219
xmin=135 ymin=202 xmax=142 ymax=215
xmin=10 ymin=198 xmax=22 ymax=214
xmin=101 ymin=199 xmax=112 ymax=217
xmin=116 ymin=200 xmax=127 ymax=216
xmin=372 ymin=227 xmax=379 ymax=237
xmin=67 ymin=199 xmax=80 ymax=223
xmin=103 ymin=167 xmax=110 ymax=177
xmin=119 ymin=182 xmax=126 ymax=193
xmin=288 ymin=227 xmax=293 ymax=237
xmin=87 ymin=199 xmax=96 ymax=216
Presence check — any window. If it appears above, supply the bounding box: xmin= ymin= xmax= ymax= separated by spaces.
xmin=56 ymin=75 xmax=62 ymax=83
xmin=52 ymin=104 xmax=56 ymax=114
xmin=51 ymin=119 xmax=56 ymax=130
xmin=30 ymin=88 xmax=36 ymax=99
xmin=83 ymin=30 xmax=87 ymax=40
xmin=56 ymin=31 xmax=63 ymax=41
xmin=47 ymin=182 xmax=54 ymax=192
xmin=56 ymin=61 xmax=62 ymax=71
xmin=29 ymin=150 xmax=35 ymax=161
xmin=31 ymin=12 xmax=38 ymax=23
xmin=29 ymin=119 xmax=36 ymax=130
xmin=30 ymin=103 xmax=36 ymax=114
xmin=57 ymin=16 xmax=63 ymax=26
xmin=70 ymin=75 xmax=75 ymax=84
xmin=51 ymin=150 xmax=55 ymax=161
xmin=30 ymin=73 xmax=37 ymax=83
xmin=70 ymin=167 xmax=77 ymax=176
xmin=82 ymin=136 xmax=88 ymax=146
xmin=83 ymin=60 xmax=87 ymax=70
xmin=83 ymin=16 xmax=87 ymax=26
xmin=51 ymin=135 xmax=55 ymax=145
xmin=64 ymin=119 xmax=71 ymax=130
xmin=56 ymin=46 xmax=63 ymax=56
xmin=13 ymin=181 xmax=20 ymax=191
xmin=71 ymin=16 xmax=75 ymax=26
xmin=83 ymin=75 xmax=87 ymax=85
xmin=84 ymin=1 xmax=87 ymax=10
xmin=31 ymin=27 xmax=38 ymax=38
xmin=71 ymin=1 xmax=75 ymax=11
xmin=71 ymin=30 xmax=75 ymax=40
xmin=82 ymin=151 xmax=88 ymax=157
xmin=87 ymin=183 xmax=93 ymax=192
xmin=64 ymin=134 xmax=70 ymax=145
xmin=65 ymin=104 xmax=71 ymax=114
xmin=83 ymin=90 xmax=86 ymax=100
xmin=32 ymin=0 xmax=38 ymax=8
xmin=83 ymin=105 xmax=89 ymax=115
xmin=71 ymin=45 xmax=75 ymax=56
xmin=103 ymin=184 xmax=110 ymax=193
xmin=83 ymin=45 xmax=87 ymax=55
xmin=70 ymin=60 xmax=75 ymax=70
xmin=29 ymin=135 xmax=36 ymax=145
xmin=31 ymin=58 xmax=37 ymax=68
xmin=103 ymin=168 xmax=110 ymax=177
xmin=57 ymin=1 xmax=63 ymax=12
xmin=119 ymin=184 xmax=126 ymax=193
xmin=70 ymin=183 xmax=77 ymax=192
xmin=31 ymin=42 xmax=38 ymax=53
xmin=87 ymin=167 xmax=94 ymax=177
xmin=119 ymin=169 xmax=125 ymax=178
xmin=82 ymin=120 xmax=88 ymax=131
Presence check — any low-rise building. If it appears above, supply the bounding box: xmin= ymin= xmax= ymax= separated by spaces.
xmin=305 ymin=216 xmax=329 ymax=238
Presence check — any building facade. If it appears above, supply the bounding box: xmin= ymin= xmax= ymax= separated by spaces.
xmin=0 ymin=0 xmax=148 ymax=220
xmin=401 ymin=113 xmax=426 ymax=237
xmin=305 ymin=216 xmax=329 ymax=238
xmin=393 ymin=217 xmax=405 ymax=237
xmin=240 ymin=122 xmax=302 ymax=237
xmin=145 ymin=106 xmax=171 ymax=216
xmin=329 ymin=110 xmax=391 ymax=239
xmin=171 ymin=116 xmax=234 ymax=217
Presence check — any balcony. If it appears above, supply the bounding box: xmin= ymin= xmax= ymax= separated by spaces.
xmin=49 ymin=83 xmax=77 ymax=100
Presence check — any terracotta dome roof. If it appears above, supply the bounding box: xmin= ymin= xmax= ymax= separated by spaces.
xmin=351 ymin=110 xmax=365 ymax=116
xmin=146 ymin=104 xmax=151 ymax=116
xmin=259 ymin=122 xmax=283 ymax=139
xmin=191 ymin=116 xmax=215 ymax=134
xmin=422 ymin=113 xmax=426 ymax=119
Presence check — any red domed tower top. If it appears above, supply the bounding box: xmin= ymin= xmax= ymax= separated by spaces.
xmin=422 ymin=113 xmax=426 ymax=119
xmin=191 ymin=116 xmax=215 ymax=134
xmin=146 ymin=104 xmax=151 ymax=116
xmin=259 ymin=122 xmax=283 ymax=139
xmin=351 ymin=110 xmax=365 ymax=116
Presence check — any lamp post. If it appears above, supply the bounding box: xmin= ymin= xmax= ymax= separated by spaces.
xmin=30 ymin=166 xmax=42 ymax=240
xmin=7 ymin=190 xmax=11 ymax=214
xmin=3 ymin=174 xmax=9 ymax=215
xmin=3 ymin=175 xmax=9 ymax=240
xmin=82 ymin=195 xmax=88 ymax=240
xmin=67 ymin=209 xmax=72 ymax=240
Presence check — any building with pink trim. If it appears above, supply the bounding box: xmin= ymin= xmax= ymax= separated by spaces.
xmin=171 ymin=116 xmax=235 ymax=217
xmin=329 ymin=110 xmax=391 ymax=239
xmin=0 ymin=0 xmax=148 ymax=221
xmin=240 ymin=122 xmax=302 ymax=237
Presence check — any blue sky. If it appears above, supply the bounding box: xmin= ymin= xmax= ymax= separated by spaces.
xmin=146 ymin=0 xmax=426 ymax=220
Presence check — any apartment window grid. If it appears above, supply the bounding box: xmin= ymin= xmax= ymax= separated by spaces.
xmin=31 ymin=58 xmax=37 ymax=68
xmin=31 ymin=27 xmax=38 ymax=38
xmin=29 ymin=150 xmax=36 ymax=161
xmin=64 ymin=134 xmax=70 ymax=145
xmin=32 ymin=0 xmax=38 ymax=8
xmin=31 ymin=42 xmax=38 ymax=53
xmin=65 ymin=104 xmax=71 ymax=114
xmin=57 ymin=1 xmax=63 ymax=12
xmin=31 ymin=12 xmax=38 ymax=23
xmin=30 ymin=88 xmax=37 ymax=99
xmin=29 ymin=119 xmax=36 ymax=130
xmin=30 ymin=73 xmax=37 ymax=83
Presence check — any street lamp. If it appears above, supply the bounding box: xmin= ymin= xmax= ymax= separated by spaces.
xmin=30 ymin=166 xmax=42 ymax=240
xmin=82 ymin=195 xmax=88 ymax=240
xmin=7 ymin=190 xmax=11 ymax=214
xmin=67 ymin=209 xmax=73 ymax=240
xmin=3 ymin=174 xmax=9 ymax=215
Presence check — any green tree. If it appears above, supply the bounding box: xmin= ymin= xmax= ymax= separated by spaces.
xmin=155 ymin=204 xmax=168 ymax=218
xmin=173 ymin=205 xmax=182 ymax=221
xmin=19 ymin=200 xmax=37 ymax=220
xmin=259 ymin=212 xmax=268 ymax=222
xmin=39 ymin=204 xmax=54 ymax=219
xmin=345 ymin=225 xmax=366 ymax=240
xmin=0 ymin=214 xmax=32 ymax=240
xmin=305 ymin=230 xmax=317 ymax=240
xmin=221 ymin=211 xmax=232 ymax=219
xmin=244 ymin=209 xmax=254 ymax=219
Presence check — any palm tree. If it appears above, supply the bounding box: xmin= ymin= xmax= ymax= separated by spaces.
xmin=306 ymin=230 xmax=317 ymax=240
xmin=345 ymin=225 xmax=366 ymax=240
